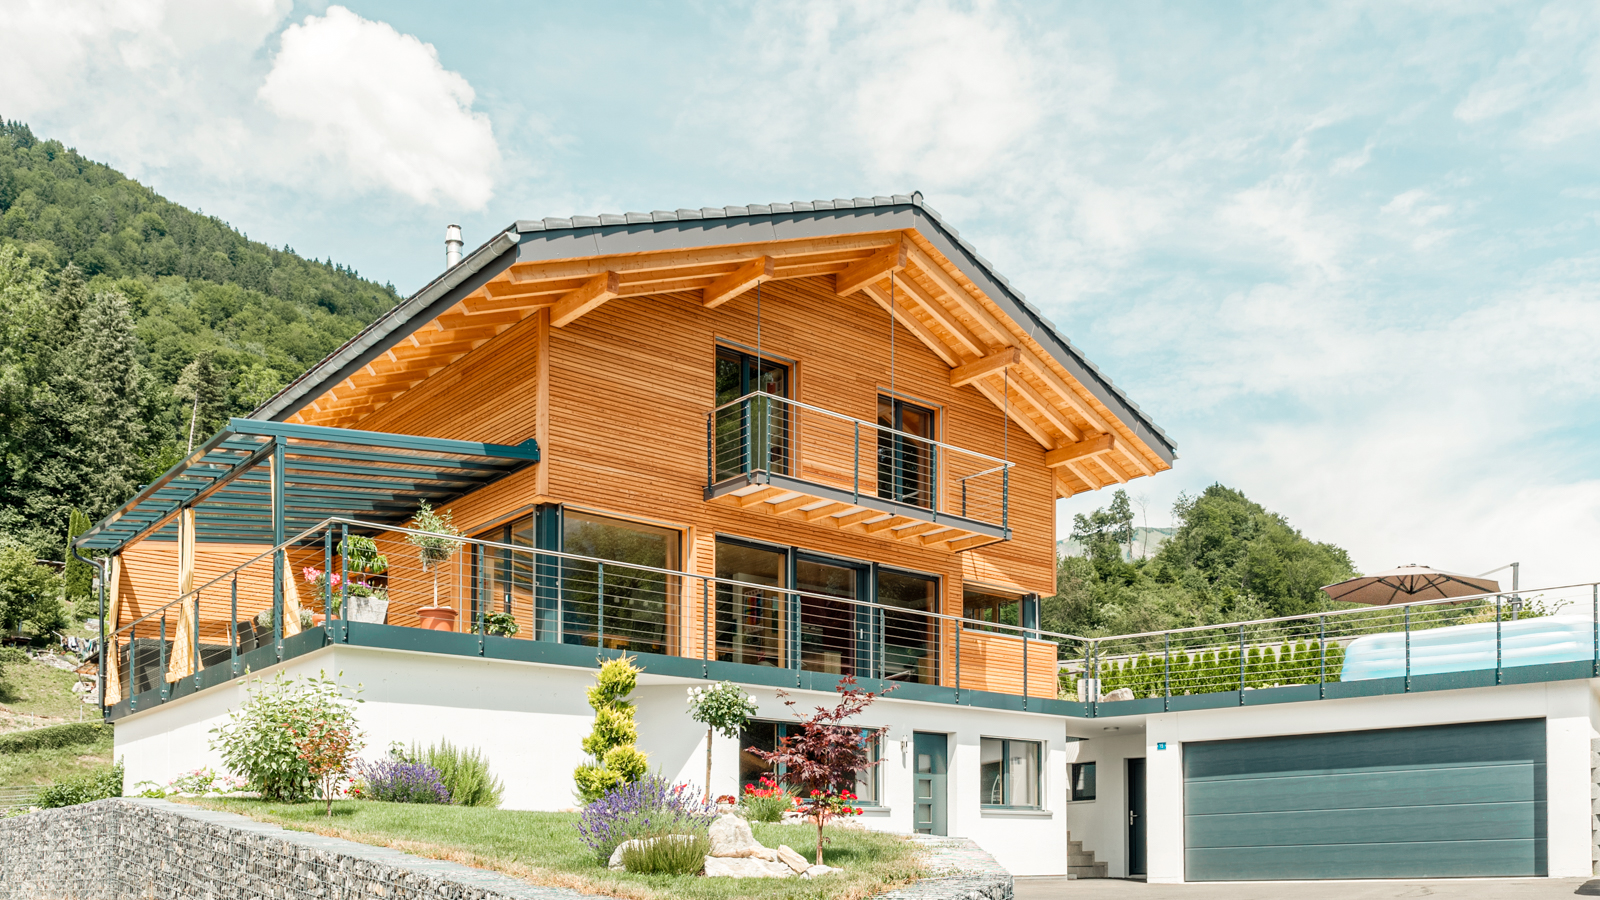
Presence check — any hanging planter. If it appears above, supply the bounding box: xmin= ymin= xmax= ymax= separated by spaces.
xmin=407 ymin=501 xmax=464 ymax=631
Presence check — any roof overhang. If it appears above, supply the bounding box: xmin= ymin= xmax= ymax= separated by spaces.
xmin=75 ymin=419 xmax=539 ymax=554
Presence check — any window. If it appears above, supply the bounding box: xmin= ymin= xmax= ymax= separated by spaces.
xmin=876 ymin=568 xmax=937 ymax=684
xmin=560 ymin=510 xmax=681 ymax=655
xmin=472 ymin=515 xmax=535 ymax=635
xmin=739 ymin=720 xmax=882 ymax=806
xmin=715 ymin=538 xmax=787 ymax=667
xmin=1070 ymin=762 xmax=1096 ymax=801
xmin=794 ymin=555 xmax=865 ymax=677
xmin=714 ymin=347 xmax=790 ymax=480
xmin=877 ymin=396 xmax=936 ymax=508
xmin=980 ymin=737 xmax=1041 ymax=808
xmin=963 ymin=587 xmax=1020 ymax=633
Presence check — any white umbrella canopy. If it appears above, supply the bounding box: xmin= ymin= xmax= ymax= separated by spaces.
xmin=1320 ymin=564 xmax=1501 ymax=606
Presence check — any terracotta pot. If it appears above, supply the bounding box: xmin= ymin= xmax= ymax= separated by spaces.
xmin=417 ymin=606 xmax=458 ymax=632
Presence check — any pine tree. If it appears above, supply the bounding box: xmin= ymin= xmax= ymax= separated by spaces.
xmin=63 ymin=508 xmax=93 ymax=603
xmin=175 ymin=351 xmax=229 ymax=452
xmin=58 ymin=292 xmax=148 ymax=520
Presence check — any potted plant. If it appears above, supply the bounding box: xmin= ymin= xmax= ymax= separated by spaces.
xmin=340 ymin=535 xmax=391 ymax=624
xmin=481 ymin=610 xmax=519 ymax=637
xmin=407 ymin=501 xmax=463 ymax=631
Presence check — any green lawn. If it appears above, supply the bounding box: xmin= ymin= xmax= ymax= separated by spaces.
xmin=0 ymin=729 xmax=114 ymax=786
xmin=0 ymin=656 xmax=93 ymax=731
xmin=187 ymin=800 xmax=924 ymax=900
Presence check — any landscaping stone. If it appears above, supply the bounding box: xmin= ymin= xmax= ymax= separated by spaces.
xmin=876 ymin=835 xmax=1013 ymax=900
xmin=800 ymin=863 xmax=840 ymax=878
xmin=606 ymin=834 xmax=700 ymax=871
xmin=701 ymin=855 xmax=794 ymax=878
xmin=1101 ymin=687 xmax=1136 ymax=702
xmin=776 ymin=843 xmax=809 ymax=873
xmin=706 ymin=812 xmax=773 ymax=859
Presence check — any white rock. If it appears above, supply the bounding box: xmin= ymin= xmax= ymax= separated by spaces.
xmin=702 ymin=856 xmax=795 ymax=878
xmin=708 ymin=812 xmax=772 ymax=859
xmin=776 ymin=844 xmax=809 ymax=874
xmin=1102 ymin=687 xmax=1136 ymax=702
xmin=606 ymin=835 xmax=702 ymax=871
xmin=801 ymin=864 xmax=840 ymax=878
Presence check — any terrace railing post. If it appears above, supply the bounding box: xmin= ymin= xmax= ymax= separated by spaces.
xmin=1404 ymin=604 xmax=1411 ymax=692
xmin=230 ymin=577 xmax=239 ymax=675
xmin=596 ymin=561 xmax=605 ymax=654
xmin=706 ymin=414 xmax=713 ymax=485
xmin=954 ymin=620 xmax=961 ymax=700
xmin=1237 ymin=624 xmax=1245 ymax=704
xmin=192 ymin=590 xmax=201 ymax=689
xmin=1022 ymin=628 xmax=1029 ymax=710
xmin=1592 ymin=584 xmax=1598 ymax=678
xmin=701 ymin=579 xmax=709 ymax=677
xmin=338 ymin=523 xmax=349 ymax=643
xmin=159 ymin=612 xmax=168 ymax=702
xmin=1495 ymin=595 xmax=1503 ymax=685
xmin=323 ymin=528 xmax=333 ymax=637
xmin=1001 ymin=467 xmax=1010 ymax=533
xmin=128 ymin=622 xmax=137 ymax=711
xmin=1318 ymin=615 xmax=1326 ymax=699
xmin=852 ymin=421 xmax=860 ymax=504
xmin=1163 ymin=633 xmax=1171 ymax=712
xmin=1091 ymin=642 xmax=1099 ymax=717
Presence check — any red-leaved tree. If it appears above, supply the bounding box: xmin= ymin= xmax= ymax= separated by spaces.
xmin=748 ymin=676 xmax=890 ymax=865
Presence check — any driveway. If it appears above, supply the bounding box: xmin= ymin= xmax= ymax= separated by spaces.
xmin=1014 ymin=876 xmax=1595 ymax=899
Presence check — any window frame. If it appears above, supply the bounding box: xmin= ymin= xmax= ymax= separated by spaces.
xmin=1070 ymin=761 xmax=1097 ymax=802
xmin=738 ymin=718 xmax=884 ymax=807
xmin=979 ymin=736 xmax=1044 ymax=810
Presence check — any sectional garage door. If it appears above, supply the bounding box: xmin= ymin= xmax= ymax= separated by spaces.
xmin=1184 ymin=719 xmax=1546 ymax=881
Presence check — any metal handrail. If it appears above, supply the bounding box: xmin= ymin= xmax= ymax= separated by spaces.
xmin=710 ymin=390 xmax=1015 ymax=470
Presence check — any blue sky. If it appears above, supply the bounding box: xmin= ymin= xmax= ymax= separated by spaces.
xmin=5 ymin=1 xmax=1598 ymax=588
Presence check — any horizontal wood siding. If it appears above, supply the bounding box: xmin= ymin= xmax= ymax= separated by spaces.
xmin=951 ymin=629 xmax=1059 ymax=697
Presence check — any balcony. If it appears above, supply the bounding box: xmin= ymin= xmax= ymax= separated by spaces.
xmin=705 ymin=392 xmax=1013 ymax=551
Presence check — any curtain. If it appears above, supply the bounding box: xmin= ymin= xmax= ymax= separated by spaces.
xmin=103 ymin=555 xmax=123 ymax=703
xmin=164 ymin=508 xmax=198 ymax=683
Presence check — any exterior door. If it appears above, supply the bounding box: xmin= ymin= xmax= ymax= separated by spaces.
xmin=1128 ymin=757 xmax=1147 ymax=876
xmin=877 ymin=396 xmax=936 ymax=508
xmin=1183 ymin=719 xmax=1546 ymax=881
xmin=913 ymin=732 xmax=949 ymax=836
xmin=714 ymin=348 xmax=789 ymax=480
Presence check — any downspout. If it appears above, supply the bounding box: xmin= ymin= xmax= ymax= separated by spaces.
xmin=70 ymin=542 xmax=108 ymax=721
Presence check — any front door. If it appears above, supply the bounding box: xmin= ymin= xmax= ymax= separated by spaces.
xmin=1128 ymin=757 xmax=1148 ymax=876
xmin=913 ymin=732 xmax=948 ymax=836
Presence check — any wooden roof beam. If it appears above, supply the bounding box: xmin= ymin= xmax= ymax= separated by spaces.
xmin=970 ymin=377 xmax=1054 ymax=451
xmin=835 ymin=240 xmax=908 ymax=297
xmin=702 ymin=256 xmax=776 ymax=309
xmin=1095 ymin=455 xmax=1129 ymax=484
xmin=890 ymin=272 xmax=988 ymax=358
xmin=1044 ymin=432 xmax=1115 ymax=468
xmin=906 ymin=243 xmax=1012 ymax=347
xmin=950 ymin=348 xmax=1021 ymax=387
xmin=551 ymin=271 xmax=620 ymax=328
xmin=1065 ymin=460 xmax=1104 ymax=491
xmin=860 ymin=283 xmax=961 ymax=367
xmin=1005 ymin=371 xmax=1084 ymax=443
xmin=508 ymin=233 xmax=900 ymax=284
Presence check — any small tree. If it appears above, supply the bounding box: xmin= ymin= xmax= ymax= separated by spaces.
xmin=574 ymin=655 xmax=649 ymax=803
xmin=749 ymin=676 xmax=889 ymax=866
xmin=686 ymin=681 xmax=757 ymax=794
xmin=211 ymin=671 xmax=363 ymax=804
xmin=406 ymin=501 xmax=462 ymax=607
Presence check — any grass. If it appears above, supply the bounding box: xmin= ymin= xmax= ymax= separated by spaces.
xmin=0 ymin=731 xmax=113 ymax=786
xmin=186 ymin=799 xmax=924 ymax=900
xmin=0 ymin=655 xmax=93 ymax=731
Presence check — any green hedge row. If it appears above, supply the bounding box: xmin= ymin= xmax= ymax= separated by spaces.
xmin=0 ymin=722 xmax=110 ymax=754
xmin=1073 ymin=640 xmax=1348 ymax=699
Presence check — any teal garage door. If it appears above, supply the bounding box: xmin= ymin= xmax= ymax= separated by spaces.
xmin=1184 ymin=719 xmax=1546 ymax=881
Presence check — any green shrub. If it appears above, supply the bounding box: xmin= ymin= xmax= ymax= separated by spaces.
xmin=35 ymin=761 xmax=123 ymax=808
xmin=0 ymin=646 xmax=27 ymax=681
xmin=210 ymin=671 xmax=362 ymax=802
xmin=574 ymin=656 xmax=647 ymax=803
xmin=619 ymin=832 xmax=711 ymax=875
xmin=411 ymin=739 xmax=503 ymax=808
xmin=0 ymin=722 xmax=108 ymax=754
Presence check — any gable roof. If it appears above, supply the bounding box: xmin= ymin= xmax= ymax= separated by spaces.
xmin=253 ymin=193 xmax=1175 ymax=485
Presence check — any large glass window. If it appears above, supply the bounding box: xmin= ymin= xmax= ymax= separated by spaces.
xmin=876 ymin=568 xmax=938 ymax=684
xmin=739 ymin=720 xmax=881 ymax=806
xmin=877 ymin=396 xmax=936 ymax=509
xmin=560 ymin=510 xmax=681 ymax=655
xmin=795 ymin=555 xmax=863 ymax=677
xmin=472 ymin=515 xmax=534 ymax=636
xmin=980 ymin=737 xmax=1041 ymax=809
xmin=715 ymin=539 xmax=787 ymax=667
xmin=714 ymin=347 xmax=789 ymax=480
xmin=963 ymin=587 xmax=1020 ymax=633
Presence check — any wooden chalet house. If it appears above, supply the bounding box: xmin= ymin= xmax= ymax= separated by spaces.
xmin=77 ymin=194 xmax=1175 ymax=876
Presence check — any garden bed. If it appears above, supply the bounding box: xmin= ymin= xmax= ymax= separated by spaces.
xmin=184 ymin=798 xmax=925 ymax=900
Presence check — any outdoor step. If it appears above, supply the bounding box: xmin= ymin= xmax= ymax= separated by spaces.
xmin=1068 ymin=840 xmax=1084 ymax=853
xmin=1068 ymin=864 xmax=1108 ymax=878
xmin=1068 ymin=852 xmax=1098 ymax=866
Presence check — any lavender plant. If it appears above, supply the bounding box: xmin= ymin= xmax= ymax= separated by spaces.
xmin=360 ymin=760 xmax=451 ymax=804
xmin=575 ymin=774 xmax=718 ymax=862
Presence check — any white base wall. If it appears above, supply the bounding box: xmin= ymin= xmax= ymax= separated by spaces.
xmin=1063 ymin=679 xmax=1600 ymax=884
xmin=113 ymin=646 xmax=1073 ymax=876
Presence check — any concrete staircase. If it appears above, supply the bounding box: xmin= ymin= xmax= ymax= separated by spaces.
xmin=1068 ymin=833 xmax=1108 ymax=879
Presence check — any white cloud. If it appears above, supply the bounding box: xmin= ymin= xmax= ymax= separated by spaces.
xmin=259 ymin=6 xmax=499 ymax=209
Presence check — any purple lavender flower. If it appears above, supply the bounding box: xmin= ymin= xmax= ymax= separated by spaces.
xmin=361 ymin=760 xmax=452 ymax=804
xmin=576 ymin=775 xmax=717 ymax=861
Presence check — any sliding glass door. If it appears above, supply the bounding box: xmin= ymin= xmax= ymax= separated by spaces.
xmin=877 ymin=396 xmax=936 ymax=509
xmin=559 ymin=510 xmax=681 ymax=655
xmin=794 ymin=554 xmax=867 ymax=678
xmin=714 ymin=539 xmax=787 ymax=667
xmin=714 ymin=347 xmax=790 ymax=481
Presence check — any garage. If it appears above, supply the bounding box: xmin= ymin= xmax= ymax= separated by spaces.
xmin=1183 ymin=719 xmax=1547 ymax=881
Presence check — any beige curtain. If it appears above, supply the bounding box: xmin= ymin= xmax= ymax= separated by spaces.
xmin=165 ymin=508 xmax=198 ymax=683
xmin=281 ymin=549 xmax=303 ymax=638
xmin=103 ymin=555 xmax=122 ymax=703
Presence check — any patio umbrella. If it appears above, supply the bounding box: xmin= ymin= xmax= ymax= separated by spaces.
xmin=1320 ymin=564 xmax=1501 ymax=606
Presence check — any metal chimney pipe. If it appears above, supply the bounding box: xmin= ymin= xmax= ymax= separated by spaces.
xmin=445 ymin=224 xmax=463 ymax=268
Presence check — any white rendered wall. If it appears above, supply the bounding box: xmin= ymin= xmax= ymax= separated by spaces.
xmin=114 ymin=648 xmax=1072 ymax=875
xmin=1066 ymin=679 xmax=1600 ymax=884
xmin=1059 ymin=732 xmax=1145 ymax=878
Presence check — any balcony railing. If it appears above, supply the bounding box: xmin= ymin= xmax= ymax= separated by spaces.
xmin=705 ymin=392 xmax=1013 ymax=549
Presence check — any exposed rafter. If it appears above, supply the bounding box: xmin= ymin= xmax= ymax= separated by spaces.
xmin=1044 ymin=432 xmax=1115 ymax=468
xmin=950 ymin=348 xmax=1021 ymax=387
xmin=551 ymin=271 xmax=621 ymax=327
xmin=859 ymin=282 xmax=961 ymax=367
xmin=702 ymin=256 xmax=776 ymax=308
xmin=835 ymin=240 xmax=908 ymax=296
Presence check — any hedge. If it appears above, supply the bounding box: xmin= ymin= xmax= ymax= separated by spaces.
xmin=1069 ymin=640 xmax=1348 ymax=699
xmin=0 ymin=722 xmax=110 ymax=754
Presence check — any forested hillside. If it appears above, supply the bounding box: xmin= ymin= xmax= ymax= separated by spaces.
xmin=0 ymin=120 xmax=397 ymax=589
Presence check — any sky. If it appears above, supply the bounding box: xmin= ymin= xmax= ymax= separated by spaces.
xmin=4 ymin=0 xmax=1599 ymax=590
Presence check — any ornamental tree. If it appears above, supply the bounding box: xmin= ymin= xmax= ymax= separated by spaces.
xmin=574 ymin=655 xmax=649 ymax=803
xmin=210 ymin=671 xmax=363 ymax=805
xmin=748 ymin=676 xmax=889 ymax=865
xmin=686 ymin=681 xmax=757 ymax=795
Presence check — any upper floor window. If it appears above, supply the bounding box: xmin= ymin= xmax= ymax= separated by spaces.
xmin=877 ymin=395 xmax=936 ymax=509
xmin=963 ymin=587 xmax=1020 ymax=632
xmin=981 ymin=737 xmax=1041 ymax=809
xmin=714 ymin=347 xmax=790 ymax=480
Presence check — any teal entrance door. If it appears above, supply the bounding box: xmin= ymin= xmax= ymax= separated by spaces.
xmin=913 ymin=732 xmax=948 ymax=836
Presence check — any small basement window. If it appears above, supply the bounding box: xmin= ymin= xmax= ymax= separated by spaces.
xmin=980 ymin=737 xmax=1041 ymax=809
xmin=1071 ymin=762 xmax=1096 ymax=801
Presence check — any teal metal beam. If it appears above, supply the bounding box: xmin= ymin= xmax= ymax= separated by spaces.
xmin=230 ymin=418 xmax=541 ymax=462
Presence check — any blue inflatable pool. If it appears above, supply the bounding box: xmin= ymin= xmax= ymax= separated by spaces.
xmin=1341 ymin=613 xmax=1596 ymax=680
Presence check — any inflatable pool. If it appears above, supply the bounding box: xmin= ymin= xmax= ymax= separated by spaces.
xmin=1340 ymin=613 xmax=1596 ymax=681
